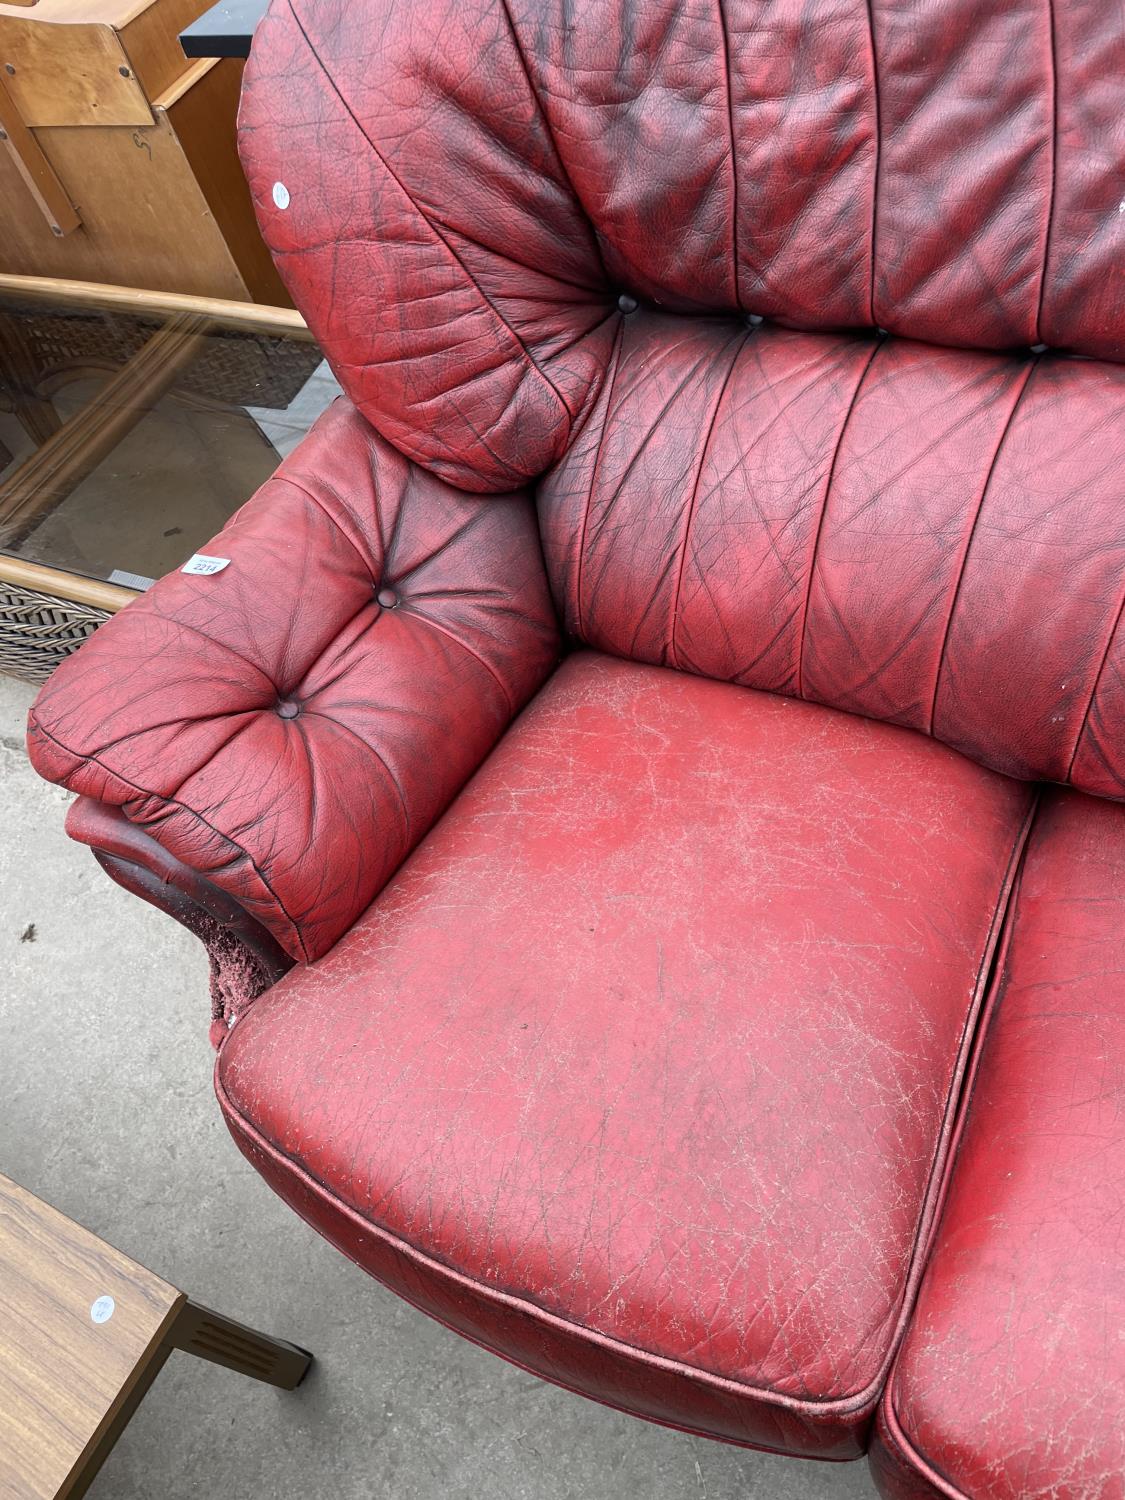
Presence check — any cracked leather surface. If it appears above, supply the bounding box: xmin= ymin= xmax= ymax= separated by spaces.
xmin=23 ymin=0 xmax=1125 ymax=1484
xmin=238 ymin=0 xmax=1124 ymax=496
xmin=26 ymin=399 xmax=559 ymax=962
xmin=870 ymin=789 xmax=1125 ymax=1500
xmin=538 ymin=318 xmax=1125 ymax=799
xmin=218 ymin=652 xmax=1034 ymax=1456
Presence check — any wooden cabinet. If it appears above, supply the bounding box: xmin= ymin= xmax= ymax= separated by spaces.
xmin=0 ymin=1 xmax=287 ymax=303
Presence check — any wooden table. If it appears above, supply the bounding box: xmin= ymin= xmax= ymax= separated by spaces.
xmin=0 ymin=1171 xmax=312 ymax=1500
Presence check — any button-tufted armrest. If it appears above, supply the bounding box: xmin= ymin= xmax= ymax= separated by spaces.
xmin=26 ymin=399 xmax=560 ymax=964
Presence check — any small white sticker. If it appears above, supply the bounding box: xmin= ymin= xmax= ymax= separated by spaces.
xmin=272 ymin=181 xmax=290 ymax=210
xmin=181 ymin=554 xmax=231 ymax=576
xmin=91 ymin=1295 xmax=115 ymax=1324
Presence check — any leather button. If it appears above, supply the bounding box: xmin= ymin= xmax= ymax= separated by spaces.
xmin=617 ymin=293 xmax=638 ymax=314
xmin=377 ymin=587 xmax=399 ymax=608
xmin=276 ymin=700 xmax=301 ymax=720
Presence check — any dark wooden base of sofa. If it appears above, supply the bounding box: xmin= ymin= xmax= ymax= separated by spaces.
xmin=68 ymin=797 xmax=294 ymax=1039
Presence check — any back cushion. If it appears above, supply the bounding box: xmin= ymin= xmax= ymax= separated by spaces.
xmin=240 ymin=0 xmax=1125 ymax=491
xmin=239 ymin=0 xmax=1125 ymax=799
xmin=538 ymin=317 xmax=1125 ymax=800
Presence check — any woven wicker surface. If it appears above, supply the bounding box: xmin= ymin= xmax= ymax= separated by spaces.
xmin=0 ymin=581 xmax=108 ymax=685
xmin=0 ymin=301 xmax=323 ymax=410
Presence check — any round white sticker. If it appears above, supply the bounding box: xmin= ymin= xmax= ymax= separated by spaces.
xmin=272 ymin=181 xmax=291 ymax=210
xmin=90 ymin=1295 xmax=115 ymax=1324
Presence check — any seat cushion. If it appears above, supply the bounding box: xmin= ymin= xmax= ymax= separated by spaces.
xmin=870 ymin=789 xmax=1125 ymax=1500
xmin=217 ymin=652 xmax=1033 ymax=1457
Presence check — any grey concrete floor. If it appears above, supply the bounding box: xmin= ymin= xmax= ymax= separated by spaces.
xmin=0 ymin=673 xmax=878 ymax=1500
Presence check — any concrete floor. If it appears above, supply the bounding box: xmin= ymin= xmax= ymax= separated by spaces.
xmin=1 ymin=673 xmax=878 ymax=1500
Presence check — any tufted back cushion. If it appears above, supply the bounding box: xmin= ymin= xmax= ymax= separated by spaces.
xmin=239 ymin=0 xmax=1125 ymax=799
xmin=538 ymin=317 xmax=1125 ymax=799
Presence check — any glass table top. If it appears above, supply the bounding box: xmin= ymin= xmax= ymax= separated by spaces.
xmin=0 ymin=281 xmax=338 ymax=595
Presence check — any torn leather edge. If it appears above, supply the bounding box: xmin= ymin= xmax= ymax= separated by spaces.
xmin=67 ymin=797 xmax=294 ymax=1046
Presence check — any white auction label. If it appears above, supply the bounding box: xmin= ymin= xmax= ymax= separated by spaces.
xmin=181 ymin=554 xmax=231 ymax=576
xmin=90 ymin=1295 xmax=115 ymax=1324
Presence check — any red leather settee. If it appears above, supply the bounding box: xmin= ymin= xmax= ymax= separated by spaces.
xmin=27 ymin=1 xmax=1125 ymax=1494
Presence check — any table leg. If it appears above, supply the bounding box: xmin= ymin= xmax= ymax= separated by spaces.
xmin=168 ymin=1300 xmax=313 ymax=1390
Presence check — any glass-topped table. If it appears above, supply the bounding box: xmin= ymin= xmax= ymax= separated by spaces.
xmin=0 ymin=274 xmax=337 ymax=682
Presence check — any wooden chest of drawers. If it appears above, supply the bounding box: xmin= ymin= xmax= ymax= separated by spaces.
xmin=0 ymin=1 xmax=286 ymax=303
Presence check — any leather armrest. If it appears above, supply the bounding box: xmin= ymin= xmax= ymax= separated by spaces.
xmin=27 ymin=399 xmax=560 ymax=963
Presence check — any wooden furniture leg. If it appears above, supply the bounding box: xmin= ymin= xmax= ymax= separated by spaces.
xmin=0 ymin=1172 xmax=315 ymax=1500
xmin=0 ymin=77 xmax=81 ymax=238
xmin=168 ymin=1301 xmax=313 ymax=1390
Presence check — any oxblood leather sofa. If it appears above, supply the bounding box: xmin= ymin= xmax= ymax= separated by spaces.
xmin=26 ymin=0 xmax=1125 ymax=1494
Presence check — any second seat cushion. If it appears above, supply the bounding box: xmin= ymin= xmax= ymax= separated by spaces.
xmin=870 ymin=789 xmax=1125 ymax=1499
xmin=217 ymin=652 xmax=1034 ymax=1457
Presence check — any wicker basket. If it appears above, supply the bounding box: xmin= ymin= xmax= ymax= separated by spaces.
xmin=0 ymin=578 xmax=109 ymax=684
xmin=1 ymin=300 xmax=323 ymax=410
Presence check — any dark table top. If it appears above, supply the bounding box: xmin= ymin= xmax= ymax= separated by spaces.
xmin=180 ymin=0 xmax=268 ymax=58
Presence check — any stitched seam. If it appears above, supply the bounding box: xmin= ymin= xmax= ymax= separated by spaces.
xmin=574 ymin=319 xmax=626 ymax=640
xmin=878 ymin=806 xmax=1040 ymax=1500
xmin=865 ymin=0 xmax=882 ymax=326
xmin=285 ymin=0 xmax=575 ymax=429
xmin=426 ymin=207 xmax=601 ymax=295
xmin=41 ymin=702 xmax=259 ymax=769
xmin=402 ymin=607 xmax=517 ymax=718
xmin=381 ymin=484 xmax=409 ymax=578
xmin=539 ymin=303 xmax=620 ymax=364
xmin=104 ymin=607 xmax=277 ymax=690
xmin=1065 ymin=584 xmax=1125 ymax=780
xmin=846 ymin=795 xmax=1037 ymax=1408
xmin=882 ymin=1396 xmax=973 ymax=1500
xmin=215 ymin=1067 xmax=890 ymax=1418
xmin=280 ymin=474 xmax=380 ymax=576
xmin=927 ymin=360 xmax=1038 ymax=734
xmin=302 ymin=709 xmax=412 ymax=844
xmin=669 ymin=330 xmax=750 ymax=667
xmin=715 ymin=0 xmax=741 ymax=310
xmin=334 ymin=356 xmax=535 ymax=483
xmin=1036 ymin=0 xmax=1059 ymax=342
xmin=162 ymin=495 xmax=413 ymax=699
xmin=28 ymin=713 xmax=309 ymax=962
xmin=494 ymin=0 xmax=610 ymax=288
xmin=795 ymin=339 xmax=882 ymax=699
xmin=280 ymin=478 xmax=508 ymax=683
